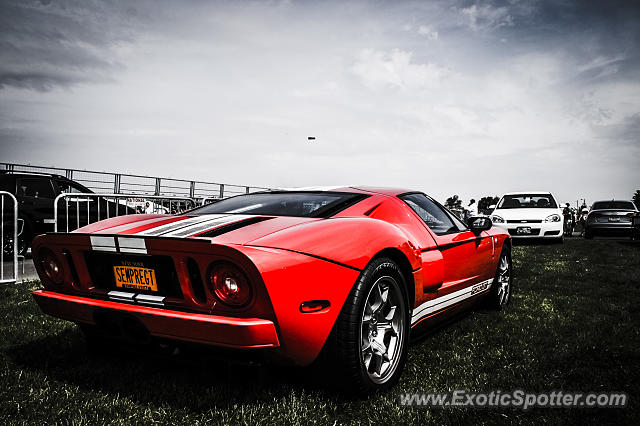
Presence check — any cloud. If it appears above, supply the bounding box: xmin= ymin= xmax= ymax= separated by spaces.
xmin=351 ymin=48 xmax=448 ymax=91
xmin=460 ymin=3 xmax=514 ymax=31
xmin=0 ymin=0 xmax=145 ymax=91
xmin=593 ymin=113 xmax=640 ymax=144
xmin=417 ymin=25 xmax=439 ymax=40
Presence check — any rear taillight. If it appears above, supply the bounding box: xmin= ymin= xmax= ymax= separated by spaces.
xmin=207 ymin=262 xmax=251 ymax=307
xmin=38 ymin=248 xmax=64 ymax=284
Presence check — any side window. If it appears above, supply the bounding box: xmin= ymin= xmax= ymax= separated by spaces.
xmin=0 ymin=177 xmax=13 ymax=193
xmin=448 ymin=208 xmax=469 ymax=231
xmin=400 ymin=193 xmax=461 ymax=236
xmin=16 ymin=178 xmax=55 ymax=199
xmin=56 ymin=179 xmax=88 ymax=194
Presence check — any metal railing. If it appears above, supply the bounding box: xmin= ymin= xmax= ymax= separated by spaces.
xmin=2 ymin=162 xmax=271 ymax=198
xmin=53 ymin=194 xmax=197 ymax=233
xmin=1 ymin=191 xmax=18 ymax=284
xmin=199 ymin=196 xmax=222 ymax=206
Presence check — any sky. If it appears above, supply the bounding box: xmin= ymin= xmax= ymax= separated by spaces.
xmin=1 ymin=0 xmax=639 ymax=205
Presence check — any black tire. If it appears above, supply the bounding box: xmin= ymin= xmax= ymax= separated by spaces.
xmin=584 ymin=228 xmax=593 ymax=239
xmin=327 ymin=257 xmax=410 ymax=395
xmin=487 ymin=245 xmax=512 ymax=310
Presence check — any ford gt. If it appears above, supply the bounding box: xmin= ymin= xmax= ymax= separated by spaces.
xmin=31 ymin=187 xmax=512 ymax=393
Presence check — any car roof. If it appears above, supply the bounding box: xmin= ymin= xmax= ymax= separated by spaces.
xmin=270 ymin=186 xmax=412 ymax=196
xmin=0 ymin=170 xmax=64 ymax=179
xmin=351 ymin=187 xmax=413 ymax=196
xmin=502 ymin=191 xmax=553 ymax=196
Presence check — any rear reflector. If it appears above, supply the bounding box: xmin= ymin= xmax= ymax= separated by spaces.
xmin=300 ymin=300 xmax=330 ymax=313
xmin=63 ymin=250 xmax=80 ymax=287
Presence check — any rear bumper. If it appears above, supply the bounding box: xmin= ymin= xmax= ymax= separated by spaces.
xmin=586 ymin=223 xmax=636 ymax=237
xmin=32 ymin=290 xmax=280 ymax=349
xmin=587 ymin=222 xmax=633 ymax=231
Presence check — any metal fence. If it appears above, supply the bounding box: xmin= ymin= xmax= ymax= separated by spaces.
xmin=2 ymin=162 xmax=271 ymax=198
xmin=53 ymin=194 xmax=198 ymax=233
xmin=1 ymin=191 xmax=18 ymax=284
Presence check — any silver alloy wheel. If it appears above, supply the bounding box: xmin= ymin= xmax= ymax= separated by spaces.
xmin=497 ymin=254 xmax=511 ymax=306
xmin=359 ymin=275 xmax=406 ymax=384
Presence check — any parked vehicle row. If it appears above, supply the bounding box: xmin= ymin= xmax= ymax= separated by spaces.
xmin=487 ymin=191 xmax=638 ymax=241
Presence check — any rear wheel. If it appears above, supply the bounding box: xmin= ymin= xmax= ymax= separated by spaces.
xmin=328 ymin=258 xmax=409 ymax=394
xmin=584 ymin=228 xmax=594 ymax=239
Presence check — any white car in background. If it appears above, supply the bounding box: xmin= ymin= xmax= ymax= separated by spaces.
xmin=490 ymin=192 xmax=564 ymax=242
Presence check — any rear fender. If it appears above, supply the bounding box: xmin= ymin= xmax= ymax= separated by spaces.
xmin=235 ymin=245 xmax=361 ymax=365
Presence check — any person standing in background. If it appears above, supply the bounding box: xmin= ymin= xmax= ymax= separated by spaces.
xmin=466 ymin=199 xmax=478 ymax=220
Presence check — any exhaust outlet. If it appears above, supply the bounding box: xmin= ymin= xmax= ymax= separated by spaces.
xmin=93 ymin=309 xmax=150 ymax=343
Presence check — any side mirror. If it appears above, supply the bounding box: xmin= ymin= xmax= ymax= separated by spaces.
xmin=468 ymin=216 xmax=492 ymax=233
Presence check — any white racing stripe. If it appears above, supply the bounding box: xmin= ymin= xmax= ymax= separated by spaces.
xmin=411 ymin=278 xmax=493 ymax=324
xmin=163 ymin=214 xmax=254 ymax=237
xmin=137 ymin=214 xmax=227 ymax=236
xmin=96 ymin=216 xmax=179 ymax=235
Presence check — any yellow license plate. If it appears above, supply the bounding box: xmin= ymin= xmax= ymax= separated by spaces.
xmin=113 ymin=265 xmax=158 ymax=292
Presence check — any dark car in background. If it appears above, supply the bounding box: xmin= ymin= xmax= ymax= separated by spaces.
xmin=584 ymin=200 xmax=639 ymax=239
xmin=0 ymin=171 xmax=131 ymax=254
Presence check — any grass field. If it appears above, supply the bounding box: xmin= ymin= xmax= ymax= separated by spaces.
xmin=1 ymin=238 xmax=639 ymax=424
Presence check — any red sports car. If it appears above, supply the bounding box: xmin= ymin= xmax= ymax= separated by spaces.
xmin=32 ymin=188 xmax=512 ymax=393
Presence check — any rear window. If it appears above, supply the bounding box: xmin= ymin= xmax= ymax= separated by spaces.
xmin=497 ymin=194 xmax=557 ymax=209
xmin=191 ymin=191 xmax=368 ymax=218
xmin=592 ymin=201 xmax=636 ymax=211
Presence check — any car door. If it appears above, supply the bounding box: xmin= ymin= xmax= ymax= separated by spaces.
xmin=399 ymin=193 xmax=494 ymax=296
xmin=16 ymin=177 xmax=57 ymax=234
